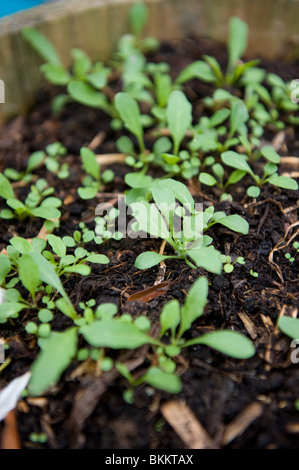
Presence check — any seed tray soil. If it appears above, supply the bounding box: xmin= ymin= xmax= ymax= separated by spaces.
xmin=0 ymin=37 xmax=299 ymax=450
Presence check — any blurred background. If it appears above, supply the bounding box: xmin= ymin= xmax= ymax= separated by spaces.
xmin=0 ymin=0 xmax=56 ymax=18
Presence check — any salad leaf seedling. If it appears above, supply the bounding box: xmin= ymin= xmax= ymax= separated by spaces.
xmin=220 ymin=255 xmax=246 ymax=273
xmin=285 ymin=241 xmax=299 ymax=264
xmin=4 ymin=150 xmax=45 ymax=183
xmin=22 ymin=27 xmax=115 ymax=117
xmin=176 ymin=17 xmax=259 ymax=88
xmin=132 ymin=178 xmax=249 ymax=273
xmin=44 ymin=142 xmax=69 ymax=179
xmin=78 ymin=147 xmax=114 ymax=200
xmin=44 ymin=233 xmax=109 ymax=277
xmin=221 ymin=150 xmax=298 ymax=198
xmin=26 ymin=275 xmax=255 ymax=396
xmin=0 ymin=175 xmax=62 ymax=221
xmin=249 ymin=269 xmax=258 ymax=278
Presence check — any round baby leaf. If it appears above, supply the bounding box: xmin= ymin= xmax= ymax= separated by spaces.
xmin=247 ymin=186 xmax=260 ymax=198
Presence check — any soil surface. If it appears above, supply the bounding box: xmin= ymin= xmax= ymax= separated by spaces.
xmin=0 ymin=36 xmax=299 ymax=450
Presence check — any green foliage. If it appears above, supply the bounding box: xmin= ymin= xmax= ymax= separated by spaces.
xmin=78 ymin=147 xmax=114 ymax=200
xmin=0 ymin=176 xmax=62 ymax=221
xmin=132 ymin=179 xmax=248 ymax=273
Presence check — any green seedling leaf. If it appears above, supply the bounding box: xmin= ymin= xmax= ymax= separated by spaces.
xmin=226 ymin=170 xmax=247 ymax=187
xmin=176 ymin=60 xmax=215 ymax=84
xmin=267 ymin=174 xmax=298 ymax=190
xmin=140 ymin=367 xmax=182 ymax=394
xmin=125 ymin=172 xmax=152 ymax=189
xmin=22 ymin=27 xmax=61 ymax=64
xmin=162 ymin=153 xmax=180 ymax=165
xmin=27 ymin=151 xmax=45 ymax=173
xmin=28 ymin=328 xmax=77 ymax=396
xmin=78 ymin=185 xmax=98 ymax=200
xmin=227 ymin=17 xmax=248 ymax=72
xmin=31 ymin=207 xmax=61 ymax=220
xmin=28 ymin=252 xmax=71 ymax=308
xmin=0 ymin=174 xmax=14 ymax=200
xmin=129 ymin=1 xmax=148 ymax=36
xmin=155 ymin=178 xmax=195 ymax=210
xmin=247 ymin=186 xmax=260 ymax=198
xmin=80 ymin=319 xmax=155 ymax=349
xmin=85 ymin=254 xmax=109 ymax=264
xmin=68 ymin=80 xmax=109 ymax=109
xmin=186 ymin=330 xmax=255 ymax=359
xmin=0 ymin=255 xmax=11 ymax=285
xmin=47 ymin=234 xmax=66 ymax=258
xmin=80 ymin=147 xmax=100 ymax=180
xmin=0 ymin=302 xmax=26 ymax=322
xmin=215 ymin=214 xmax=249 ymax=234
xmin=278 ymin=316 xmax=299 ymax=340
xmin=56 ymin=297 xmax=77 ymax=319
xmin=10 ymin=237 xmax=33 ymax=254
xmin=160 ymin=299 xmax=180 ymax=338
xmin=260 ymin=146 xmax=281 ymax=164
xmin=152 ymin=186 xmax=175 ymax=210
xmin=229 ymin=99 xmax=249 ymax=136
xmin=18 ymin=254 xmax=40 ymax=299
xmin=63 ymin=265 xmax=91 ymax=276
xmin=199 ymin=173 xmax=217 ymax=186
xmin=95 ymin=303 xmax=118 ymax=320
xmin=131 ymin=201 xmax=170 ymax=239
xmin=135 ymin=252 xmax=174 ymax=270
xmin=115 ymin=93 xmax=144 ymax=152
xmin=187 ymin=246 xmax=223 ymax=274
xmin=178 ymin=276 xmax=208 ymax=338
xmin=221 ymin=151 xmax=254 ymax=175
xmin=71 ymin=48 xmax=92 ymax=76
xmin=40 ymin=63 xmax=70 ymax=85
xmin=166 ymin=90 xmax=192 ymax=155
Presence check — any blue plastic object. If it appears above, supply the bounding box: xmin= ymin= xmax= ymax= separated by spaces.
xmin=0 ymin=1 xmax=48 ymax=18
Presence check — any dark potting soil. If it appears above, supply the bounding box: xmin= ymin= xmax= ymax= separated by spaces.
xmin=0 ymin=36 xmax=299 ymax=450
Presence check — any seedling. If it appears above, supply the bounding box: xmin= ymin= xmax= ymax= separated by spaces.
xmin=43 ymin=233 xmax=109 ymax=276
xmin=95 ymin=208 xmax=124 ymax=242
xmin=249 ymin=269 xmax=259 ymax=278
xmin=131 ymin=178 xmax=249 ymax=273
xmin=176 ymin=17 xmax=259 ymax=88
xmin=220 ymin=255 xmax=246 ymax=273
xmin=221 ymin=149 xmax=298 ymax=198
xmin=285 ymin=241 xmax=299 ymax=264
xmin=22 ymin=28 xmax=115 ymax=117
xmin=0 ymin=174 xmax=61 ymax=221
xmin=4 ymin=150 xmax=44 ymax=183
xmin=44 ymin=142 xmax=69 ymax=179
xmin=78 ymin=147 xmax=114 ymax=200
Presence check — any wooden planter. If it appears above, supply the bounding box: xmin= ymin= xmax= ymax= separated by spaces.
xmin=0 ymin=0 xmax=299 ymax=123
